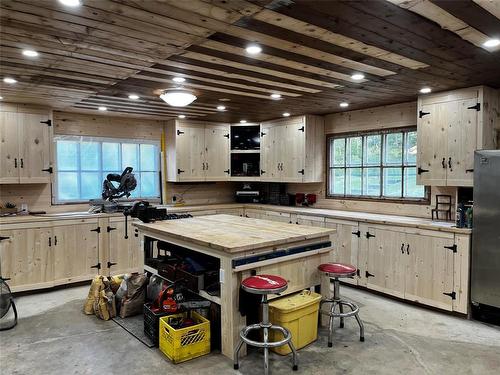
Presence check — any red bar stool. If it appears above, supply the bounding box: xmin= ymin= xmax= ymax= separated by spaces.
xmin=234 ymin=274 xmax=298 ymax=375
xmin=318 ymin=263 xmax=365 ymax=347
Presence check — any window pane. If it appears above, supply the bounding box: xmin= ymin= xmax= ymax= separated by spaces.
xmin=330 ymin=168 xmax=345 ymax=195
xmin=140 ymin=172 xmax=159 ymax=197
xmin=383 ymin=168 xmax=402 ymax=197
xmin=363 ymin=168 xmax=381 ymax=196
xmin=364 ymin=135 xmax=381 ymax=166
xmin=56 ymin=141 xmax=78 ymax=170
xmin=346 ymin=168 xmax=362 ymax=195
xmin=346 ymin=137 xmax=362 ymax=166
xmin=384 ymin=133 xmax=403 ymax=165
xmin=140 ymin=144 xmax=157 ymax=171
xmin=81 ymin=172 xmax=101 ymax=199
xmin=404 ymin=131 xmax=417 ymax=165
xmin=102 ymin=143 xmax=120 ymax=171
xmin=57 ymin=172 xmax=79 ymax=200
xmin=80 ymin=142 xmax=100 ymax=171
xmin=404 ymin=167 xmax=424 ymax=198
xmin=122 ymin=143 xmax=138 ymax=170
xmin=331 ymin=138 xmax=345 ymax=167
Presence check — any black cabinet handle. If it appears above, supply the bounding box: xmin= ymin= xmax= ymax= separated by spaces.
xmin=442 ymin=158 xmax=446 ymax=169
xmin=366 ymin=232 xmax=375 ymax=239
xmin=54 ymin=236 xmax=57 ymax=246
xmin=406 ymin=244 xmax=410 ymax=255
xmin=466 ymin=169 xmax=474 ymax=173
xmin=14 ymin=158 xmax=17 ymax=168
xmin=48 ymin=237 xmax=52 ymax=247
xmin=401 ymin=243 xmax=405 ymax=254
xmin=107 ymin=261 xmax=117 ymax=268
xmin=352 ymin=230 xmax=361 ymax=237
xmin=365 ymin=271 xmax=375 ymax=278
xmin=448 ymin=157 xmax=452 ymax=171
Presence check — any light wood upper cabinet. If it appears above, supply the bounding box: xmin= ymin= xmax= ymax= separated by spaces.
xmin=166 ymin=120 xmax=230 ymax=182
xmin=260 ymin=115 xmax=324 ymax=183
xmin=417 ymin=86 xmax=499 ymax=187
xmin=0 ymin=105 xmax=52 ymax=184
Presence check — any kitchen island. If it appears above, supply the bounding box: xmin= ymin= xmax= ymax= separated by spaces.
xmin=134 ymin=214 xmax=336 ymax=360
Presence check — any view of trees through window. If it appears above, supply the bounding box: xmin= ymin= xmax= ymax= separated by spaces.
xmin=328 ymin=129 xmax=425 ymax=200
xmin=54 ymin=136 xmax=160 ymax=202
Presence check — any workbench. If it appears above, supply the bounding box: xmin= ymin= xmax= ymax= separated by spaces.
xmin=134 ymin=214 xmax=336 ymax=360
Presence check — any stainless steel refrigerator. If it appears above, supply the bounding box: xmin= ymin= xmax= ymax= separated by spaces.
xmin=472 ymin=150 xmax=500 ymax=309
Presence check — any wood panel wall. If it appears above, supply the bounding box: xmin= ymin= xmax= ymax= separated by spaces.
xmin=292 ymin=101 xmax=458 ymax=219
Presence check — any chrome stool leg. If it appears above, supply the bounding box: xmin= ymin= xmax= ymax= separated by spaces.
xmin=327 ymin=300 xmax=335 ymax=347
xmin=233 ymin=339 xmax=244 ymax=370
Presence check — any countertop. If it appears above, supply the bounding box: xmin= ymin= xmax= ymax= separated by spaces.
xmin=135 ymin=214 xmax=335 ymax=253
xmin=0 ymin=203 xmax=472 ymax=235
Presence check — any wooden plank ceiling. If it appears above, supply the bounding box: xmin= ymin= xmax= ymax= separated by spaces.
xmin=1 ymin=0 xmax=499 ymax=123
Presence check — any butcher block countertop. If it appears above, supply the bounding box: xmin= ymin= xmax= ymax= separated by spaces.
xmin=134 ymin=214 xmax=335 ymax=254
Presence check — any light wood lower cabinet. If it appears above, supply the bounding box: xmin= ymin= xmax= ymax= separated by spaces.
xmin=0 ymin=216 xmax=143 ymax=292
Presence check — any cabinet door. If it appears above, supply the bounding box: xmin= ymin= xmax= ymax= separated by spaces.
xmin=204 ymin=125 xmax=230 ymax=181
xmin=0 ymin=112 xmax=21 ymax=183
xmin=0 ymin=227 xmax=52 ymax=292
xmin=107 ymin=217 xmax=142 ymax=276
xmin=52 ymin=220 xmax=100 ymax=285
xmin=295 ymin=214 xmax=325 ymax=227
xmin=327 ymin=220 xmax=360 ymax=286
xmin=365 ymin=227 xmax=407 ymax=298
xmin=404 ymin=233 xmax=455 ymax=311
xmin=260 ymin=123 xmax=281 ymax=181
xmin=282 ymin=122 xmax=305 ymax=182
xmin=19 ymin=113 xmax=51 ymax=183
xmin=445 ymin=98 xmax=478 ymax=186
xmin=417 ymin=103 xmax=448 ymax=186
xmin=176 ymin=123 xmax=205 ymax=181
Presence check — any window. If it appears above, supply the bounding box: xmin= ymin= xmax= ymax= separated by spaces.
xmin=327 ymin=128 xmax=426 ymax=200
xmin=54 ymin=136 xmax=160 ymax=203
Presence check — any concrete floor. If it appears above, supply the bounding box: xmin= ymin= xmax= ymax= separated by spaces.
xmin=1 ymin=285 xmax=499 ymax=375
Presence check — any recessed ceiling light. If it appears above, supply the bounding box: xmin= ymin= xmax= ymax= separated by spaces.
xmin=240 ymin=120 xmax=247 ymax=124
xmin=128 ymin=94 xmax=140 ymax=100
xmin=0 ymin=96 xmax=3 ymax=100
xmin=270 ymin=93 xmax=281 ymax=100
xmin=178 ymin=115 xmax=186 ymax=119
xmin=58 ymin=0 xmax=81 ymax=6
xmin=483 ymin=38 xmax=500 ymax=48
xmin=419 ymin=87 xmax=432 ymax=94
xmin=3 ymin=77 xmax=17 ymax=84
xmin=340 ymin=102 xmax=349 ymax=108
xmin=282 ymin=112 xmax=291 ymax=117
xmin=245 ymin=44 xmax=262 ymax=54
xmin=22 ymin=49 xmax=38 ymax=57
xmin=172 ymin=77 xmax=186 ymax=83
xmin=98 ymin=106 xmax=107 ymax=111
xmin=351 ymin=73 xmax=365 ymax=80
xmin=217 ymin=105 xmax=226 ymax=111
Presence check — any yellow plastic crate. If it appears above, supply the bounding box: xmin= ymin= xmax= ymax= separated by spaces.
xmin=269 ymin=290 xmax=322 ymax=355
xmin=159 ymin=311 xmax=211 ymax=364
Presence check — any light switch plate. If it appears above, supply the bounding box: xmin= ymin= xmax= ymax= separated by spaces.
xmin=219 ymin=268 xmax=225 ymax=283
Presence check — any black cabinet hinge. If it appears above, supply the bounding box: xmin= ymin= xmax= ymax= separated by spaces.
xmin=366 ymin=232 xmax=375 ymax=239
xmin=443 ymin=291 xmax=456 ymax=300
xmin=0 ymin=236 xmax=9 ymax=241
xmin=224 ymin=169 xmax=230 ymax=174
xmin=106 ymin=226 xmax=116 ymax=232
xmin=177 ymin=130 xmax=184 ymax=135
xmin=298 ymin=169 xmax=304 ymax=175
xmin=444 ymin=244 xmax=457 ymax=253
xmin=298 ymin=126 xmax=304 ymax=132
xmin=107 ymin=261 xmax=117 ymax=268
xmin=177 ymin=169 xmax=185 ymax=174
xmin=40 ymin=119 xmax=52 ymax=126
xmin=352 ymin=230 xmax=361 ymax=237
xmin=48 ymin=237 xmax=52 ymax=247
xmin=90 ymin=263 xmax=101 ymax=270
xmin=42 ymin=167 xmax=53 ymax=174
xmin=365 ymin=271 xmax=375 ymax=278
xmin=90 ymin=227 xmax=101 ymax=233
xmin=223 ymin=134 xmax=229 ymax=138
xmin=419 ymin=110 xmax=430 ymax=118
xmin=356 ymin=269 xmax=360 ymax=277
xmin=260 ymin=169 xmax=266 ymax=174
xmin=467 ymin=103 xmax=480 ymax=111
xmin=260 ymin=131 xmax=266 ymax=137
xmin=418 ymin=167 xmax=429 ymax=175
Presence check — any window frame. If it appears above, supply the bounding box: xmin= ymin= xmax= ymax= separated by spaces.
xmin=52 ymin=135 xmax=162 ymax=205
xmin=326 ymin=127 xmax=430 ymax=204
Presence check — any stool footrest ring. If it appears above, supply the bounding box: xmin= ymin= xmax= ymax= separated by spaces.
xmin=239 ymin=324 xmax=292 ymax=348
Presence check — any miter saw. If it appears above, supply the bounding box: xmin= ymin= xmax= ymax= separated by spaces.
xmin=89 ymin=167 xmax=138 ymax=213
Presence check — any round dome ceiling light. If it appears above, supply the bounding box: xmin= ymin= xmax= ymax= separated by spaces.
xmin=160 ymin=89 xmax=197 ymax=107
